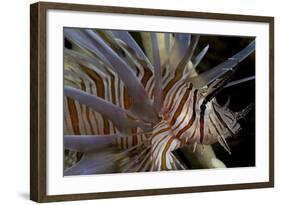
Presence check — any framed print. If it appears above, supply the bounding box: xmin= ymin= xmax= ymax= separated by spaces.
xmin=30 ymin=1 xmax=274 ymax=202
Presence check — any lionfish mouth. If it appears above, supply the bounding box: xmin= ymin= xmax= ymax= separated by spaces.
xmin=63 ymin=28 xmax=255 ymax=175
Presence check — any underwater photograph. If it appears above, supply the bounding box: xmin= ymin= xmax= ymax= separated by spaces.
xmin=63 ymin=28 xmax=255 ymax=176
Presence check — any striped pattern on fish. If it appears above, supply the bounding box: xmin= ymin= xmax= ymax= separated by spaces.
xmin=63 ymin=28 xmax=255 ymax=174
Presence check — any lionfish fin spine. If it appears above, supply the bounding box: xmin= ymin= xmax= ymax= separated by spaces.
xmin=111 ymin=30 xmax=153 ymax=68
xmin=193 ymin=142 xmax=198 ymax=153
xmin=188 ymin=40 xmax=255 ymax=89
xmin=151 ymin=33 xmax=164 ymax=113
xmin=64 ymin=86 xmax=141 ymax=134
xmin=64 ymin=134 xmax=121 ymax=152
xmin=223 ymin=96 xmax=231 ymax=110
xmin=217 ymin=136 xmax=231 ymax=155
xmin=193 ymin=44 xmax=209 ymax=69
xmin=224 ymin=76 xmax=255 ymax=88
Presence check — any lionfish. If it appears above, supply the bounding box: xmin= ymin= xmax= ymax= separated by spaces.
xmin=63 ymin=28 xmax=255 ymax=175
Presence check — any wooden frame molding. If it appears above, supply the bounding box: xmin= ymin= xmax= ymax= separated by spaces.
xmin=30 ymin=2 xmax=274 ymax=202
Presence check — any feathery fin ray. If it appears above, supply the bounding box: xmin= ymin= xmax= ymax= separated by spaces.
xmin=189 ymin=40 xmax=255 ymax=89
